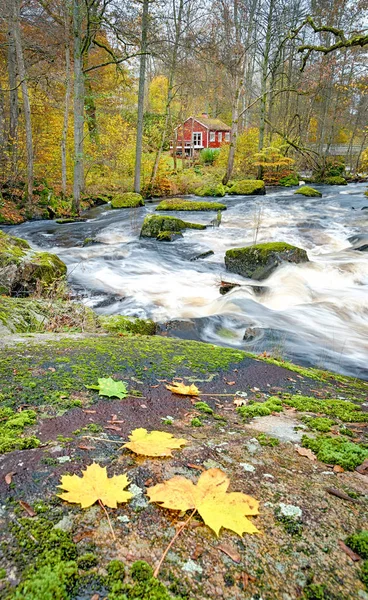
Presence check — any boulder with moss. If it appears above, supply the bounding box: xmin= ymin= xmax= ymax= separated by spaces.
xmin=195 ymin=183 xmax=226 ymax=197
xmin=225 ymin=241 xmax=309 ymax=280
xmin=111 ymin=192 xmax=144 ymax=208
xmin=140 ymin=215 xmax=206 ymax=240
xmin=324 ymin=176 xmax=347 ymax=185
xmin=98 ymin=315 xmax=156 ymax=336
xmin=156 ymin=198 xmax=226 ymax=211
xmin=227 ymin=180 xmax=266 ymax=195
xmin=294 ymin=186 xmax=322 ymax=197
xmin=0 ymin=230 xmax=67 ymax=295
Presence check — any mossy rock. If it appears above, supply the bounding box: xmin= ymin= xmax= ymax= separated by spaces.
xmin=345 ymin=531 xmax=368 ymax=559
xmin=225 ymin=241 xmax=309 ymax=281
xmin=279 ymin=175 xmax=299 ymax=187
xmin=55 ymin=217 xmax=87 ymax=224
xmin=324 ymin=176 xmax=347 ymax=185
xmin=227 ymin=180 xmax=265 ymax=195
xmin=18 ymin=252 xmax=67 ymax=294
xmin=195 ymin=183 xmax=226 ymax=197
xmin=98 ymin=315 xmax=156 ymax=336
xmin=111 ymin=192 xmax=144 ymax=209
xmin=294 ymin=186 xmax=322 ymax=197
xmin=0 ymin=230 xmax=30 ymax=269
xmin=156 ymin=198 xmax=226 ymax=211
xmin=140 ymin=215 xmax=206 ymax=240
xmin=302 ymin=435 xmax=368 ymax=470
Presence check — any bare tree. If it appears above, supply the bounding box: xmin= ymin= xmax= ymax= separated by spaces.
xmin=134 ymin=0 xmax=150 ymax=194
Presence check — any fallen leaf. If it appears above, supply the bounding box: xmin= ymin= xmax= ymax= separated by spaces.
xmin=58 ymin=462 xmax=132 ymax=508
xmin=73 ymin=530 xmax=94 ymax=543
xmin=333 ymin=465 xmax=345 ymax=473
xmin=338 ymin=540 xmax=361 ymax=561
xmin=78 ymin=444 xmax=95 ymax=451
xmin=241 ymin=572 xmax=256 ymax=588
xmin=19 ymin=500 xmax=36 ymax=517
xmin=105 ymin=425 xmax=122 ymax=432
xmin=123 ymin=428 xmax=188 ymax=457
xmin=217 ymin=542 xmax=241 ymax=563
xmin=296 ymin=446 xmax=316 ymax=461
xmin=108 ymin=420 xmax=125 ymax=424
xmin=326 ymin=487 xmax=358 ymax=502
xmin=140 ymin=404 xmax=147 ymax=409
xmin=187 ymin=463 xmax=205 ymax=472
xmin=226 ymin=381 xmax=236 ymax=386
xmin=86 ymin=377 xmax=128 ymax=399
xmin=91 ymin=594 xmax=100 ymax=600
xmin=83 ymin=410 xmax=96 ymax=414
xmin=166 ymin=382 xmax=200 ymax=396
xmin=355 ymin=459 xmax=368 ymax=476
xmin=233 ymin=397 xmax=247 ymax=407
xmin=147 ymin=468 xmax=260 ymax=536
xmin=5 ymin=472 xmax=16 ymax=485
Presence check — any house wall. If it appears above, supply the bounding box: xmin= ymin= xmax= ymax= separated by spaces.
xmin=176 ymin=118 xmax=208 ymax=148
xmin=208 ymin=130 xmax=230 ymax=148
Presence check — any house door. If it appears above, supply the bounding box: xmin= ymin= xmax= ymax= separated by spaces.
xmin=192 ymin=132 xmax=202 ymax=148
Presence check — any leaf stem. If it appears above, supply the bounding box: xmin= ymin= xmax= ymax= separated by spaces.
xmin=153 ymin=508 xmax=196 ymax=578
xmin=98 ymin=499 xmax=116 ymax=540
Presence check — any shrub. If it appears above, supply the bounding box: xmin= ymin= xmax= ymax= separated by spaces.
xmin=200 ymin=148 xmax=220 ymax=165
xmin=324 ymin=176 xmax=347 ymax=185
xmin=279 ymin=174 xmax=299 ymax=186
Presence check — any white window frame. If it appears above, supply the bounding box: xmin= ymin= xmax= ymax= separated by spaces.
xmin=225 ymin=132 xmax=230 ymax=142
xmin=218 ymin=132 xmax=222 ymax=142
xmin=209 ymin=131 xmax=215 ymax=143
xmin=193 ymin=132 xmax=202 ymax=147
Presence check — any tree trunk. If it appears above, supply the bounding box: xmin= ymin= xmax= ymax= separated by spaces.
xmin=7 ymin=26 xmax=18 ymax=173
xmin=11 ymin=0 xmax=33 ymax=203
xmin=222 ymin=77 xmax=243 ymax=185
xmin=0 ymin=89 xmax=5 ymax=173
xmin=72 ymin=0 xmax=84 ymax=214
xmin=257 ymin=0 xmax=274 ymax=180
xmin=61 ymin=5 xmax=71 ymax=197
xmin=134 ymin=0 xmax=149 ymax=194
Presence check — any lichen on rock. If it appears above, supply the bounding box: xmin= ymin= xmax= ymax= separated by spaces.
xmin=140 ymin=215 xmax=206 ymax=240
xmin=225 ymin=241 xmax=309 ymax=280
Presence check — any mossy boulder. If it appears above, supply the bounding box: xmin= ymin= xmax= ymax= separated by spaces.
xmin=195 ymin=183 xmax=226 ymax=197
xmin=111 ymin=192 xmax=144 ymax=208
xmin=156 ymin=199 xmax=226 ymax=211
xmin=294 ymin=186 xmax=322 ymax=197
xmin=98 ymin=315 xmax=156 ymax=336
xmin=225 ymin=241 xmax=309 ymax=281
xmin=324 ymin=176 xmax=347 ymax=185
xmin=140 ymin=215 xmax=206 ymax=240
xmin=0 ymin=230 xmax=67 ymax=296
xmin=227 ymin=180 xmax=265 ymax=195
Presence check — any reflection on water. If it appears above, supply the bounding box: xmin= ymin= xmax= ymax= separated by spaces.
xmin=4 ymin=183 xmax=368 ymax=379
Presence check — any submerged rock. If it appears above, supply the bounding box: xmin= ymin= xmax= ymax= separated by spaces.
xmin=0 ymin=231 xmax=67 ymax=295
xmin=111 ymin=192 xmax=144 ymax=209
xmin=225 ymin=241 xmax=309 ymax=281
xmin=227 ymin=179 xmax=265 ymax=195
xmin=294 ymin=186 xmax=322 ymax=197
xmin=140 ymin=215 xmax=206 ymax=240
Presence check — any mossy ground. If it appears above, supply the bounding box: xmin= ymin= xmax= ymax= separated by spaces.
xmin=0 ymin=334 xmax=367 ymax=599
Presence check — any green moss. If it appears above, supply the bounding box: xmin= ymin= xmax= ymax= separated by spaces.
xmin=99 ymin=315 xmax=156 ymax=336
xmin=227 ymin=179 xmax=265 ymax=195
xmin=0 ymin=568 xmax=6 ymax=579
xmin=156 ymin=230 xmax=181 ymax=241
xmin=324 ymin=176 xmax=347 ymax=185
xmin=345 ymin=531 xmax=368 ymax=559
xmin=12 ymin=561 xmax=78 ymax=600
xmin=0 ymin=230 xmax=29 ymax=268
xmin=302 ymin=417 xmax=335 ymax=432
xmin=107 ymin=560 xmax=126 ymax=583
xmin=194 ymin=401 xmax=214 ymax=414
xmin=294 ymin=186 xmax=322 ymax=197
xmin=302 ymin=583 xmax=330 ymax=599
xmin=140 ymin=215 xmax=206 ymax=239
xmin=0 ymin=407 xmax=39 ymax=454
xmin=77 ymin=553 xmax=99 ymax=569
xmin=225 ymin=242 xmax=308 ymax=280
xmin=191 ymin=417 xmax=202 ymax=427
xmin=302 ymin=435 xmax=368 ymax=470
xmin=107 ymin=560 xmax=180 ymax=600
xmin=283 ymin=394 xmax=368 ymax=422
xmin=111 ymin=192 xmax=144 ymax=208
xmin=156 ymin=199 xmax=226 ymax=211
xmin=131 ymin=561 xmax=153 ymax=582
xmin=279 ymin=174 xmax=299 ymax=186
xmin=256 ymin=433 xmax=280 ymax=446
xmin=195 ymin=183 xmax=226 ymax=197
xmin=361 ymin=560 xmax=368 ymax=588
xmin=237 ymin=397 xmax=283 ymax=419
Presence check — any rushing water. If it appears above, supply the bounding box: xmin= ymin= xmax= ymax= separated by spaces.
xmin=4 ymin=182 xmax=368 ymax=379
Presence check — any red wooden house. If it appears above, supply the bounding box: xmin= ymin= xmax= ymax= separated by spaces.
xmin=172 ymin=114 xmax=231 ymax=156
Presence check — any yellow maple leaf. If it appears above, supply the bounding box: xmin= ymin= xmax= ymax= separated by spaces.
xmin=57 ymin=462 xmax=132 ymax=509
xmin=147 ymin=468 xmax=260 ymax=536
xmin=166 ymin=382 xmax=200 ymax=396
xmin=123 ymin=428 xmax=188 ymax=457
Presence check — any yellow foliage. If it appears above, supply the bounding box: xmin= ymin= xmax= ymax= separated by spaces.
xmin=166 ymin=382 xmax=200 ymax=396
xmin=149 ymin=75 xmax=169 ymax=113
xmin=123 ymin=428 xmax=188 ymax=457
xmin=147 ymin=468 xmax=260 ymax=536
xmin=58 ymin=462 xmax=132 ymax=508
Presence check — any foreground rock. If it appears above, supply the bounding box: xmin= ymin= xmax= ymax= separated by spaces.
xmin=0 ymin=230 xmax=67 ymax=295
xmin=140 ymin=215 xmax=206 ymax=241
xmin=156 ymin=199 xmax=226 ymax=211
xmin=295 ymin=186 xmax=322 ymax=197
xmin=111 ymin=192 xmax=144 ymax=208
xmin=225 ymin=241 xmax=309 ymax=280
xmin=227 ymin=179 xmax=265 ymax=195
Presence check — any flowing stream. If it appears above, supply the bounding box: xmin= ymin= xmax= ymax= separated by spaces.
xmin=4 ymin=182 xmax=368 ymax=379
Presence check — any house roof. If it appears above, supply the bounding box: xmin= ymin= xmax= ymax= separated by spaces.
xmin=193 ymin=115 xmax=231 ymax=131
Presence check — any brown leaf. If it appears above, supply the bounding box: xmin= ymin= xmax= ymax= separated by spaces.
xmin=296 ymin=446 xmax=316 ymax=461
xmin=83 ymin=410 xmax=96 ymax=414
xmin=355 ymin=459 xmax=368 ymax=476
xmin=19 ymin=500 xmax=36 ymax=517
xmin=338 ymin=540 xmax=361 ymax=561
xmin=144 ymin=478 xmax=153 ymax=486
xmin=78 ymin=444 xmax=95 ymax=451
xmin=91 ymin=594 xmax=100 ymax=600
xmin=108 ymin=419 xmax=125 ymax=424
xmin=187 ymin=463 xmax=205 ymax=472
xmin=233 ymin=397 xmax=247 ymax=407
xmin=226 ymin=381 xmax=236 ymax=386
xmin=5 ymin=471 xmax=16 ymax=485
xmin=326 ymin=487 xmax=358 ymax=503
xmin=150 ymin=385 xmax=160 ymax=388
xmin=333 ymin=465 xmax=345 ymax=473
xmin=73 ymin=530 xmax=94 ymax=543
xmin=242 ymin=572 xmax=256 ymax=589
xmin=104 ymin=425 xmax=122 ymax=432
xmin=217 ymin=542 xmax=241 ymax=563
xmin=192 ymin=545 xmax=204 ymax=559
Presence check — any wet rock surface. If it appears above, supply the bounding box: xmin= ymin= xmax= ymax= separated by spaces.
xmin=225 ymin=242 xmax=309 ymax=281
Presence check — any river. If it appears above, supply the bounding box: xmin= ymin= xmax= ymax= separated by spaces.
xmin=4 ymin=182 xmax=368 ymax=380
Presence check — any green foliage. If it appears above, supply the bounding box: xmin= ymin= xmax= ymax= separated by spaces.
xmin=0 ymin=407 xmax=39 ymax=454
xmin=77 ymin=553 xmax=99 ymax=569
xmin=294 ymin=186 xmax=322 ymax=197
xmin=283 ymin=394 xmax=368 ymax=422
xmin=191 ymin=417 xmax=202 ymax=427
xmin=12 ymin=561 xmax=78 ymax=600
xmin=302 ymin=583 xmax=330 ymax=600
xmin=131 ymin=561 xmax=154 ymax=582
xmin=227 ymin=179 xmax=265 ymax=195
xmin=361 ymin=560 xmax=368 ymax=588
xmin=302 ymin=435 xmax=368 ymax=470
xmin=87 ymin=377 xmax=129 ymax=399
xmin=324 ymin=176 xmax=347 ymax=185
xmin=111 ymin=192 xmax=145 ymax=209
xmin=107 ymin=560 xmax=180 ymax=600
xmin=237 ymin=397 xmax=283 ymax=419
xmin=156 ymin=199 xmax=226 ymax=211
xmin=279 ymin=174 xmax=299 ymax=186
xmin=194 ymin=401 xmax=214 ymax=414
xmin=195 ymin=183 xmax=226 ymax=197
xmin=345 ymin=531 xmax=368 ymax=559
xmin=200 ymin=148 xmax=220 ymax=165
xmin=302 ymin=417 xmax=335 ymax=432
